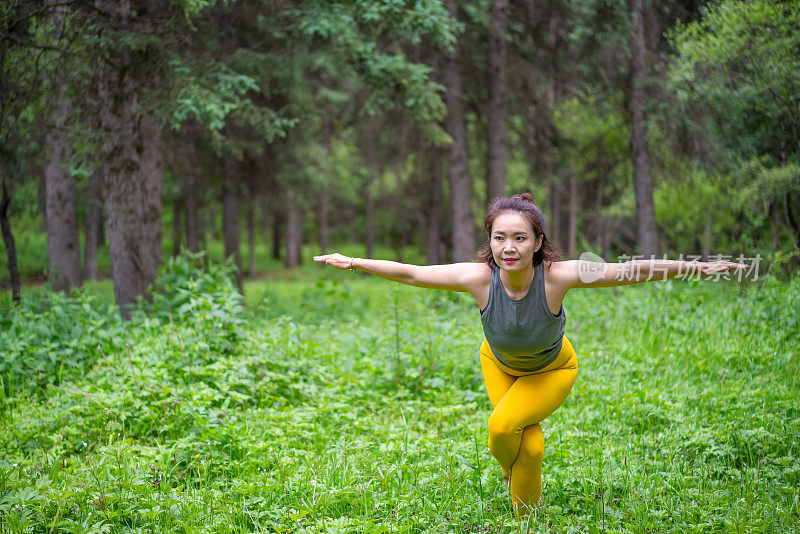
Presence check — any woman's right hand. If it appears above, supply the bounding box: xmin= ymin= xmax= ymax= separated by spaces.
xmin=313 ymin=253 xmax=355 ymax=271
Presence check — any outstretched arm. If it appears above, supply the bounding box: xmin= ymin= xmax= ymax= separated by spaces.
xmin=550 ymin=258 xmax=748 ymax=290
xmin=313 ymin=253 xmax=486 ymax=292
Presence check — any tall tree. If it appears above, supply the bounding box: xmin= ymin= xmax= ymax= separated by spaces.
xmin=284 ymin=187 xmax=303 ymax=268
xmin=442 ymin=0 xmax=476 ymax=262
xmin=43 ymin=105 xmax=81 ymax=289
xmin=486 ymin=0 xmax=509 ymax=203
xmin=1 ymin=1 xmax=52 ymax=301
xmin=41 ymin=4 xmax=81 ymax=290
xmin=0 ymin=175 xmax=20 ymax=303
xmin=628 ymin=0 xmax=658 ymax=256
xmin=425 ymin=145 xmax=446 ymax=264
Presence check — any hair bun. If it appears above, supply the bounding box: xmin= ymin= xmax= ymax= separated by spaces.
xmin=512 ymin=193 xmax=536 ymax=204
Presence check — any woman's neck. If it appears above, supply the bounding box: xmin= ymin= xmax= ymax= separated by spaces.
xmin=499 ymin=263 xmax=534 ymax=294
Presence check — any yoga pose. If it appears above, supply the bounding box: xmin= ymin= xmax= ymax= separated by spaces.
xmin=314 ymin=193 xmax=746 ymax=517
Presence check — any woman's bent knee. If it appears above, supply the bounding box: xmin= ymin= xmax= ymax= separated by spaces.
xmin=487 ymin=410 xmax=524 ymax=440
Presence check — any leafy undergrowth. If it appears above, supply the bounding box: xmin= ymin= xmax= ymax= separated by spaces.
xmin=0 ymin=256 xmax=798 ymax=533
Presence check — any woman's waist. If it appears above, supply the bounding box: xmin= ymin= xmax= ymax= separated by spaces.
xmin=480 ymin=336 xmax=576 ymax=376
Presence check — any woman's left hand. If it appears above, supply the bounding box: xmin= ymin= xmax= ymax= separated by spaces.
xmin=313 ymin=253 xmax=355 ymax=270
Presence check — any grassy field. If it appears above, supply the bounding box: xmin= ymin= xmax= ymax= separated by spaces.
xmin=1 ymin=254 xmax=799 ymax=533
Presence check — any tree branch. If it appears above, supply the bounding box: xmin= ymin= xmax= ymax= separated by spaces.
xmin=0 ymin=31 xmax=76 ymax=54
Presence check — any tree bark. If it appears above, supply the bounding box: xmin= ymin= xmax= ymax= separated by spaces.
xmin=101 ymin=119 xmax=163 ymax=316
xmin=0 ymin=177 xmax=21 ymax=303
xmin=486 ymin=0 xmax=509 ymax=203
xmin=285 ymin=188 xmax=303 ymax=267
xmin=443 ymin=0 xmax=475 ymax=262
xmin=43 ymin=66 xmax=81 ymax=290
xmin=629 ymin=0 xmax=659 ymax=256
xmin=426 ymin=146 xmax=446 ymax=264
xmin=83 ymin=168 xmax=103 ymax=280
xmin=99 ymin=29 xmax=163 ymax=318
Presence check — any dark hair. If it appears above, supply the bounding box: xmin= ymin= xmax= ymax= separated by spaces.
xmin=476 ymin=193 xmax=562 ymax=267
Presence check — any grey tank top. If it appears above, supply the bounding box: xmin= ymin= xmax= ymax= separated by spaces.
xmin=480 ymin=261 xmax=566 ymax=372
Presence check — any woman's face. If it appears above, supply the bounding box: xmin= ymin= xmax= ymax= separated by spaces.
xmin=489 ymin=211 xmax=542 ymax=272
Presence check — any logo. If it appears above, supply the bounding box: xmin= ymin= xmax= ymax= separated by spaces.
xmin=578 ymin=251 xmax=608 ymax=284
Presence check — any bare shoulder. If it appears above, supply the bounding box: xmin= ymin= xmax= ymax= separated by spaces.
xmin=543 ymin=260 xmax=579 ymax=284
xmin=463 ymin=261 xmax=491 ymax=289
xmin=438 ymin=261 xmax=490 ymax=290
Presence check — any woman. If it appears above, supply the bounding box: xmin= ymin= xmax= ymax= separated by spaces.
xmin=313 ymin=193 xmax=745 ymax=517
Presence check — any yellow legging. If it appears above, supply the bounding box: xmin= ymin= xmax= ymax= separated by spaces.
xmin=479 ymin=336 xmax=578 ymax=516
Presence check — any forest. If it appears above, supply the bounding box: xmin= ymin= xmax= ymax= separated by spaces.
xmin=1 ymin=0 xmax=799 ymax=532
xmin=1 ymin=0 xmax=798 ymax=307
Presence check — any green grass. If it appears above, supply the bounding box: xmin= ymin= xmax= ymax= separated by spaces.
xmin=0 ymin=258 xmax=799 ymax=533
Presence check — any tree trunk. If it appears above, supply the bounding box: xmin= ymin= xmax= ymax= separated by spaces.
xmin=172 ymin=199 xmax=182 ymax=256
xmin=272 ymin=209 xmax=282 ymax=260
xmin=443 ymin=0 xmax=475 ymax=262
xmin=222 ymin=155 xmax=242 ymax=291
xmin=99 ymin=36 xmax=163 ymax=318
xmin=1 ymin=177 xmax=21 ymax=303
xmin=486 ymin=0 xmax=509 ymax=203
xmin=140 ymin=114 xmax=164 ymax=269
xmin=629 ymin=0 xmax=658 ymax=257
xmin=426 ymin=146 xmax=446 ymax=264
xmin=567 ymin=173 xmax=577 ymax=258
xmin=185 ymin=164 xmax=199 ymax=253
xmin=545 ymin=12 xmax=562 ymax=246
xmin=246 ymin=195 xmax=256 ymax=277
xmin=261 ymin=196 xmax=271 ymax=241
xmin=285 ymin=188 xmax=303 ymax=267
xmin=44 ymin=82 xmax=81 ymax=290
xmin=83 ymin=168 xmax=103 ymax=280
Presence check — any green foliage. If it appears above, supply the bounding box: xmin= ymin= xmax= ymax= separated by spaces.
xmin=137 ymin=249 xmax=245 ymax=355
xmin=297 ymin=0 xmax=452 ymax=124
xmin=1 ymin=271 xmax=799 ymax=531
xmin=670 ymin=0 xmax=800 ymax=161
xmin=0 ymin=251 xmax=246 ymax=397
xmin=654 ymin=162 xmax=738 ymax=254
xmin=140 ymin=249 xmax=243 ymax=322
xmin=0 ymin=288 xmax=125 ymax=395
